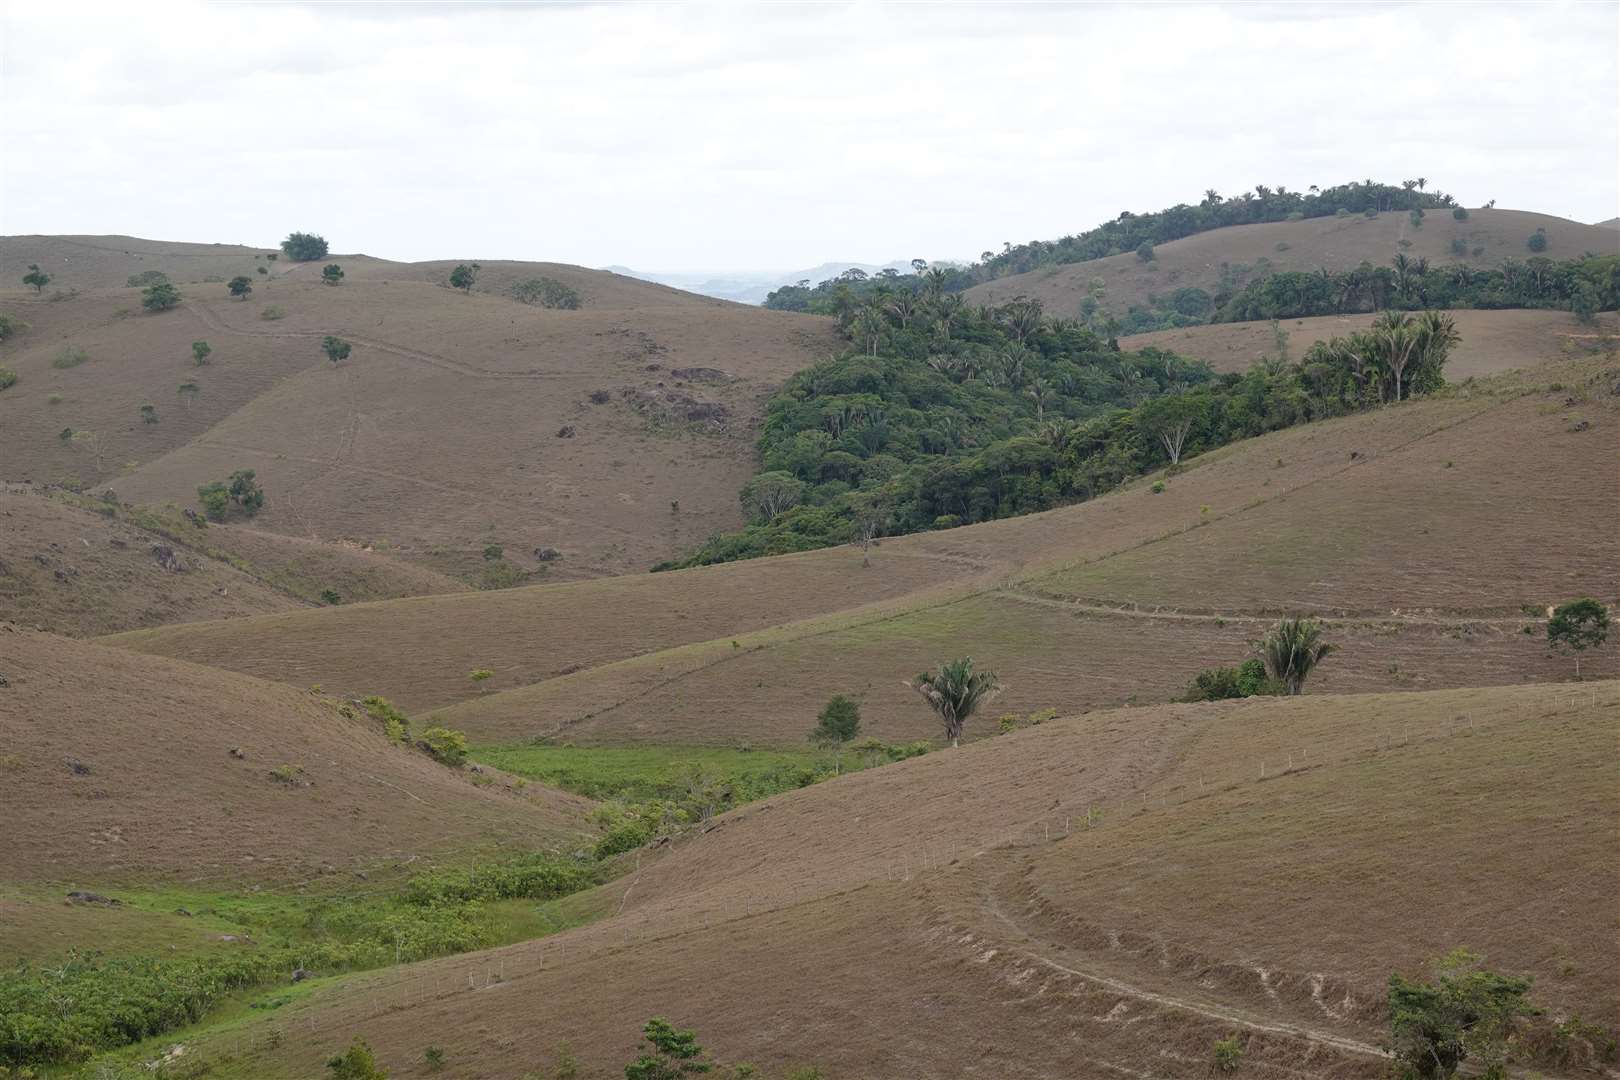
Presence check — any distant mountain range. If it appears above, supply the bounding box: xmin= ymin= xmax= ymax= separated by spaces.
xmin=601 ymin=260 xmax=925 ymax=305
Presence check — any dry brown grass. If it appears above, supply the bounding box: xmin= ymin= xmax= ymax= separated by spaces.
xmin=0 ymin=625 xmax=592 ymax=887
xmin=1122 ymin=308 xmax=1620 ymax=378
xmin=965 ymin=208 xmax=1616 ymax=315
xmin=198 ymin=682 xmax=1617 ymax=1078
xmin=0 ymin=236 xmax=840 ymax=580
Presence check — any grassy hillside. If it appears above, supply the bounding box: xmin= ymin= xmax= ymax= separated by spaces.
xmin=105 ymin=353 xmax=1618 ymax=748
xmin=0 ymin=626 xmax=592 ymax=887
xmin=164 ymin=682 xmax=1617 ymax=1078
xmin=0 ymin=236 xmax=840 ymax=581
xmin=965 ymin=209 xmax=1615 ymax=317
xmin=1121 ymin=308 xmax=1619 ymax=377
xmin=0 ymin=486 xmax=468 ymax=635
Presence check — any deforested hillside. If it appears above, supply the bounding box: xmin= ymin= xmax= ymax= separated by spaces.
xmin=963 ymin=208 xmax=1617 ymax=318
xmin=432 ymin=355 xmax=1617 ymax=747
xmin=107 ymin=354 xmax=1619 ymax=746
xmin=171 ymin=682 xmax=1619 ymax=1078
xmin=0 ymin=235 xmax=840 ymax=581
xmin=0 ymin=625 xmax=593 ymax=886
xmin=0 ymin=486 xmax=468 ymax=635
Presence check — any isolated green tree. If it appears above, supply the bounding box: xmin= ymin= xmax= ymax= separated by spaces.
xmin=1526 ymin=229 xmax=1547 ymax=253
xmin=0 ymin=366 xmax=15 ymax=392
xmin=281 ymin=231 xmax=329 ymax=261
xmin=449 ymin=262 xmax=481 ymax=293
xmin=470 ymin=668 xmax=494 ymax=688
xmin=1387 ymin=949 xmax=1535 ymax=1079
xmin=142 ymin=282 xmax=182 ymax=311
xmin=1258 ymin=617 xmax=1336 ymax=695
xmin=322 ymin=336 xmax=353 ymax=363
xmin=911 ymin=657 xmax=1001 ymax=747
xmin=1135 ymin=241 xmax=1155 ymax=262
xmin=228 ymin=275 xmax=253 ymax=299
xmin=178 ymin=381 xmax=200 ymax=409
xmin=22 ymin=263 xmax=50 ymax=293
xmin=1546 ymin=598 xmax=1609 ymax=678
xmin=625 ymin=1018 xmax=713 ymax=1079
xmin=192 ymin=340 xmax=212 ymax=365
xmin=139 ymin=403 xmax=158 ymax=424
xmin=809 ymin=695 xmax=861 ymax=772
xmin=1452 ymin=207 xmax=1469 ymax=221
xmin=321 ymin=263 xmax=345 ymax=286
xmin=228 ymin=469 xmax=264 ymax=514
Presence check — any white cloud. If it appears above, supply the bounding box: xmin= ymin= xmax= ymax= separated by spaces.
xmin=2 ymin=1 xmax=1615 ymax=270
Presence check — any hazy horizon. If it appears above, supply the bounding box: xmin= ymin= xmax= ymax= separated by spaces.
xmin=3 ymin=2 xmax=1617 ymax=271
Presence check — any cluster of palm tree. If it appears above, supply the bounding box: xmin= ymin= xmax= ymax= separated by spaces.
xmin=1307 ymin=310 xmax=1461 ymax=404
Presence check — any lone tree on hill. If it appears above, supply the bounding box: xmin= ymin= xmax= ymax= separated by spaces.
xmin=22 ymin=263 xmax=50 ymax=293
xmin=1546 ymin=598 xmax=1609 ymax=679
xmin=192 ymin=340 xmax=212 ymax=366
xmin=281 ymin=231 xmax=329 ymax=261
xmin=625 ymin=1017 xmax=712 ymax=1080
xmin=911 ymin=657 xmax=1000 ymax=748
xmin=1258 ymin=617 xmax=1336 ymax=695
xmin=449 ymin=262 xmax=481 ymax=293
xmin=1387 ymin=949 xmax=1535 ymax=1080
xmin=809 ymin=694 xmax=862 ymax=772
xmin=141 ymin=281 xmax=182 ymax=312
xmin=177 ymin=381 xmax=200 ymax=409
xmin=322 ymin=335 xmax=352 ymax=363
xmin=228 ymin=469 xmax=264 ymax=514
xmin=321 ymin=263 xmax=345 ymax=286
xmin=228 ymin=275 xmax=253 ymax=299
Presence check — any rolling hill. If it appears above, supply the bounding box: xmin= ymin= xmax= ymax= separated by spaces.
xmin=964 ymin=208 xmax=1616 ymax=318
xmin=104 ymin=350 xmax=1618 ymax=748
xmin=175 ymin=680 xmax=1619 ymax=1078
xmin=0 ymin=625 xmax=592 ymax=887
xmin=1120 ymin=308 xmax=1620 ymax=377
xmin=0 ymin=235 xmax=841 ymax=581
xmin=0 ymin=484 xmax=467 ymax=636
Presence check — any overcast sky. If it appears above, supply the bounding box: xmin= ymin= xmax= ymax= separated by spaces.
xmin=3 ymin=1 xmax=1616 ymax=271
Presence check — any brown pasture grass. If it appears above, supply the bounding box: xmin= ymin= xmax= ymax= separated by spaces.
xmin=196 ymin=682 xmax=1616 ymax=1078
xmin=964 ymin=207 xmax=1617 ymax=315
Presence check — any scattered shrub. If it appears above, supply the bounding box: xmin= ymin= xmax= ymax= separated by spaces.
xmin=139 ymin=404 xmax=158 ymax=424
xmin=589 ymin=388 xmax=612 ymax=404
xmin=1452 ymin=207 xmax=1469 ymax=221
xmin=141 ymin=282 xmax=182 ymax=312
xmin=52 ymin=346 xmax=89 ymax=369
xmin=509 ymin=276 xmax=581 ymax=309
xmin=1526 ymin=229 xmax=1547 ymax=253
xmin=0 ymin=313 xmax=25 ymax=341
xmin=322 ymin=335 xmax=352 ymax=363
xmin=1182 ymin=658 xmax=1283 ymax=701
xmin=327 ymin=1037 xmax=388 ymax=1079
xmin=261 ymin=305 xmax=285 ymax=321
xmin=1150 ymin=480 xmax=1165 ymax=494
xmin=321 ymin=263 xmax=345 ymax=286
xmin=1363 ymin=207 xmax=1378 ymax=219
xmin=482 ymin=543 xmax=504 ymax=561
xmin=1135 ymin=241 xmax=1155 ymax=262
xmin=422 ymin=1045 xmax=445 ymax=1072
xmin=192 ymin=340 xmax=212 ymax=365
xmin=1212 ymin=1035 xmax=1243 ymax=1072
xmin=228 ymin=275 xmax=253 ymax=299
xmin=1388 ymin=949 xmax=1536 ymax=1079
xmin=125 ymin=270 xmax=168 ymax=288
xmin=320 ymin=588 xmax=341 ymax=605
xmin=0 ymin=367 xmax=15 ymax=392
xmin=269 ymin=764 xmax=306 ymax=785
xmin=470 ymin=668 xmax=494 ymax=686
xmin=1274 ymin=241 xmax=1290 ymax=252
xmin=281 ymin=232 xmax=330 ymax=261
xmin=362 ymin=696 xmax=410 ymax=743
xmin=417 ymin=727 xmax=468 ymax=767
xmin=1449 ymin=237 xmax=1467 ymax=256
xmin=46 ymin=393 xmax=61 ymax=405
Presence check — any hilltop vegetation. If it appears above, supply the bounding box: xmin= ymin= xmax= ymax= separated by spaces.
xmin=662 ymin=284 xmax=1461 ymax=568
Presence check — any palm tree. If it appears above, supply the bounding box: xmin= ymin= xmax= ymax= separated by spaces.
xmin=1258 ymin=617 xmax=1336 ymax=695
xmin=910 ymin=658 xmax=1000 ymax=747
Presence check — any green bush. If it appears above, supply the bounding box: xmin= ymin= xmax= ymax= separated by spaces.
xmin=1212 ymin=1034 xmax=1243 ymax=1072
xmin=1526 ymin=229 xmax=1547 ymax=253
xmin=0 ymin=367 xmax=15 ymax=392
xmin=361 ymin=695 xmax=410 ymax=743
xmin=403 ymin=853 xmax=597 ymax=905
xmin=281 ymin=231 xmax=330 ymax=261
xmin=320 ymin=588 xmax=342 ymax=605
xmin=417 ymin=726 xmax=468 ymax=767
xmin=321 ymin=264 xmax=345 ymax=286
xmin=0 ymin=313 xmax=25 ymax=341
xmin=1182 ymin=658 xmax=1283 ymax=702
xmin=1388 ymin=949 xmax=1535 ymax=1078
xmin=125 ymin=270 xmax=168 ymax=288
xmin=328 ymin=1037 xmax=388 ymax=1079
xmin=1452 ymin=207 xmax=1469 ymax=221
xmin=261 ymin=305 xmax=285 ymax=321
xmin=51 ymin=346 xmax=88 ymax=369
xmin=594 ymin=817 xmax=654 ymax=859
xmin=509 ymin=276 xmax=581 ymax=309
xmin=141 ymin=282 xmax=182 ymax=312
xmin=197 ymin=481 xmax=230 ymax=522
xmin=1135 ymin=241 xmax=1155 ymax=262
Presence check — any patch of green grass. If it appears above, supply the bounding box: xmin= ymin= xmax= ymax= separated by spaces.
xmin=472 ymin=743 xmax=850 ymax=803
